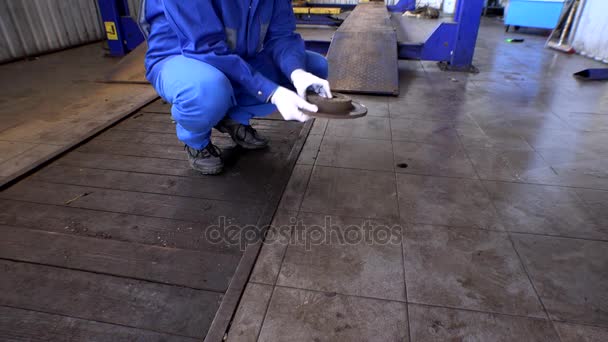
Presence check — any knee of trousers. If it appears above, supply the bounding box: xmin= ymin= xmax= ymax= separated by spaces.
xmin=171 ymin=69 xmax=234 ymax=132
xmin=305 ymin=51 xmax=329 ymax=79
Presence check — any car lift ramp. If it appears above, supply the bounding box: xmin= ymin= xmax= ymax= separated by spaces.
xmin=326 ymin=3 xmax=399 ymax=96
xmin=307 ymin=0 xmax=484 ymax=80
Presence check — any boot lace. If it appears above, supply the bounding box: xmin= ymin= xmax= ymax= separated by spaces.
xmin=185 ymin=144 xmax=221 ymax=158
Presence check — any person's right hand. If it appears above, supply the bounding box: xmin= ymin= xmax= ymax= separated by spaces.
xmin=270 ymin=87 xmax=317 ymax=122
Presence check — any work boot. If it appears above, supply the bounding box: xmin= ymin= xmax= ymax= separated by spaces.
xmin=184 ymin=143 xmax=223 ymax=175
xmin=215 ymin=118 xmax=269 ymax=150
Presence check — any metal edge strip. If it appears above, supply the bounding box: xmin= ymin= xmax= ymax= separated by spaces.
xmin=203 ymin=119 xmax=315 ymax=342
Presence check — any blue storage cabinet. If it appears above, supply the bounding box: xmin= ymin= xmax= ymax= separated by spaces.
xmin=504 ymin=0 xmax=566 ymax=31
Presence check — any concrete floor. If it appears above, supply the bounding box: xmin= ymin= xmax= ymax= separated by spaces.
xmin=227 ymin=19 xmax=608 ymax=341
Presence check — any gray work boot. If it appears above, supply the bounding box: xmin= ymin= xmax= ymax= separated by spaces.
xmin=215 ymin=118 xmax=269 ymax=150
xmin=184 ymin=143 xmax=223 ymax=175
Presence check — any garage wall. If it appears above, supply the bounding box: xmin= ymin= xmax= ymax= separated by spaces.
xmin=1 ymin=0 xmax=458 ymax=64
xmin=4 ymin=0 xmax=398 ymax=64
xmin=0 ymin=0 xmax=104 ymax=63
xmin=126 ymin=0 xmax=141 ymax=20
xmin=571 ymin=0 xmax=608 ymax=63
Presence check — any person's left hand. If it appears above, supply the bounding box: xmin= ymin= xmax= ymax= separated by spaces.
xmin=290 ymin=69 xmax=333 ymax=99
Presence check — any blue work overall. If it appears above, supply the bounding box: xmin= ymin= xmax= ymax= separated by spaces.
xmin=140 ymin=0 xmax=328 ymax=149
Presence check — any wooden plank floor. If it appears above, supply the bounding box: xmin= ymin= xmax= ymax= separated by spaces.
xmin=0 ymin=43 xmax=158 ymax=187
xmin=0 ymin=99 xmax=307 ymax=340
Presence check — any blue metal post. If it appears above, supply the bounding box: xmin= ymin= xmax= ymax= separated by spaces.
xmin=448 ymin=0 xmax=484 ymax=70
xmin=98 ymin=0 xmax=126 ymax=56
xmin=453 ymin=0 xmax=464 ymax=22
xmin=387 ymin=0 xmax=416 ymax=12
xmin=97 ymin=0 xmax=144 ymax=56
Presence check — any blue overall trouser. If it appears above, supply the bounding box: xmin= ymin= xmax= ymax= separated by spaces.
xmin=146 ymin=51 xmax=328 ymax=150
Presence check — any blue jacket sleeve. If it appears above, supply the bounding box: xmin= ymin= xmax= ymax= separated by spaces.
xmin=161 ymin=0 xmax=278 ymax=102
xmin=264 ymin=0 xmax=307 ymax=80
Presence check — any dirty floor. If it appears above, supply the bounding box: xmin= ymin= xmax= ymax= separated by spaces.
xmin=227 ymin=18 xmax=608 ymax=342
xmin=0 ymin=43 xmax=157 ymax=187
xmin=0 ymin=99 xmax=308 ymax=340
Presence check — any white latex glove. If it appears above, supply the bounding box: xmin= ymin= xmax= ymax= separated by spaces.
xmin=290 ymin=69 xmax=333 ymax=99
xmin=271 ymin=86 xmax=317 ymax=122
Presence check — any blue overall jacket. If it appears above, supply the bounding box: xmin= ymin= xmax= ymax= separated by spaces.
xmin=139 ymin=0 xmax=306 ymax=103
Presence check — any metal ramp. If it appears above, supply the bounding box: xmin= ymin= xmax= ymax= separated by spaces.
xmin=326 ymin=3 xmax=399 ymax=95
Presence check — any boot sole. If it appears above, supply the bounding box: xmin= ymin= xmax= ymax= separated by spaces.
xmin=189 ymin=161 xmax=224 ymax=175
xmin=234 ymin=140 xmax=268 ymax=150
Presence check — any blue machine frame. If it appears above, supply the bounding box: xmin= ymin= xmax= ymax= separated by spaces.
xmin=303 ymin=0 xmax=484 ymax=72
xmin=97 ymin=0 xmax=144 ymax=56
xmin=98 ymin=0 xmax=482 ymax=71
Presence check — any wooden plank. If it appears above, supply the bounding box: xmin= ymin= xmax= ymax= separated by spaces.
xmin=0 ymin=306 xmax=196 ymax=342
xmin=0 ymin=181 xmax=261 ymax=226
xmin=326 ymin=3 xmax=399 ymax=95
xmin=0 ymin=260 xmax=221 ymax=337
xmin=77 ymin=121 xmax=301 ymax=163
xmin=32 ymin=164 xmax=269 ymax=204
xmin=254 ymin=111 xmax=284 ymax=121
xmin=78 ymin=139 xmax=186 ymax=160
xmin=53 ymin=151 xmax=275 ymax=190
xmin=116 ymin=118 xmax=176 ymax=134
xmin=0 ymin=199 xmax=241 ymax=254
xmin=0 ymin=225 xmax=239 ymax=291
xmin=142 ymin=98 xmax=172 ymax=113
xmin=0 ymin=84 xmax=157 ymax=188
xmin=0 ymin=145 xmax=59 ymax=181
xmin=130 ymin=112 xmax=173 ymax=122
xmin=0 ymin=43 xmax=159 ymax=187
xmin=76 ymin=136 xmax=238 ymax=162
xmin=0 ymin=141 xmax=39 ymax=163
xmin=96 ymin=128 xmax=237 ymax=150
xmin=101 ymin=42 xmax=149 ymax=85
xmin=0 ymin=114 xmax=309 ymax=340
xmin=250 ymin=119 xmax=304 ymax=137
xmin=53 ymin=153 xmax=277 ymax=199
xmin=96 ymin=129 xmax=180 ymax=145
xmin=58 ymin=150 xmax=197 ymax=176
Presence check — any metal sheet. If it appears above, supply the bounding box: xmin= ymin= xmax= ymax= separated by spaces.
xmin=328 ymin=32 xmax=399 ymax=95
xmin=0 ymin=0 xmax=104 ymax=63
xmin=338 ymin=2 xmax=395 ymax=32
xmin=572 ymin=0 xmax=608 ymax=63
xmin=326 ymin=3 xmax=399 ymax=95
